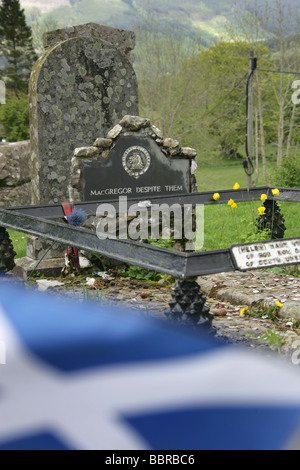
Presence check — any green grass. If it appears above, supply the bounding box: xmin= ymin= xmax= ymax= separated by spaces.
xmin=8 ymin=230 xmax=27 ymax=259
xmin=201 ymin=201 xmax=299 ymax=251
xmin=193 ymin=159 xmax=299 ymax=251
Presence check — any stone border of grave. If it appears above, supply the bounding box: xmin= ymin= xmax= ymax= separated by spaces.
xmin=69 ymin=115 xmax=198 ymax=203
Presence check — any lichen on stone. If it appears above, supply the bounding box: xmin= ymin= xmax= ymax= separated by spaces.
xmin=29 ymin=28 xmax=139 ymax=204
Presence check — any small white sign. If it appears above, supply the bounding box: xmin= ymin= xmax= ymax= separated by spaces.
xmin=231 ymin=238 xmax=300 ymax=270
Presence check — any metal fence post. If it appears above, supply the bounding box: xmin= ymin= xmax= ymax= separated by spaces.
xmin=0 ymin=227 xmax=16 ymax=273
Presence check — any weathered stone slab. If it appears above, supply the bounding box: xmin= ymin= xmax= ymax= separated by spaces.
xmin=26 ymin=235 xmax=67 ymax=260
xmin=43 ymin=23 xmax=136 ymax=63
xmin=29 ymin=27 xmax=138 ymax=205
xmin=13 ymin=256 xmax=66 ymax=279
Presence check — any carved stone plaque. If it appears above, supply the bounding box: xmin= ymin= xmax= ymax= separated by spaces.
xmin=82 ymin=135 xmax=191 ymax=201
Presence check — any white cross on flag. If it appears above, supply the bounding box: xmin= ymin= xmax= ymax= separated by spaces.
xmin=1 ymin=280 xmax=300 ymax=450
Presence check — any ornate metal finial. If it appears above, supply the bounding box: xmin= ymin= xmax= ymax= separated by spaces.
xmin=165 ymin=277 xmax=215 ymax=332
xmin=0 ymin=227 xmax=16 ymax=273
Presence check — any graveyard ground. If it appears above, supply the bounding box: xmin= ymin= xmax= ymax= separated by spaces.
xmin=3 ymin=264 xmax=300 ymax=367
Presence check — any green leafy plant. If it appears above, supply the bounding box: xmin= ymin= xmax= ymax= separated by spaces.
xmin=272 ymin=153 xmax=300 ymax=188
xmin=121 ymin=265 xmax=163 ymax=282
xmin=261 ymin=328 xmax=284 ymax=354
xmin=0 ymin=91 xmax=30 ymax=141
xmin=148 ymin=237 xmax=175 ymax=249
xmin=247 ymin=302 xmax=280 ymax=322
xmin=82 ymin=285 xmax=105 ymax=302
xmin=239 ymin=218 xmax=271 ymax=244
xmin=0 ymin=0 xmax=37 ymax=93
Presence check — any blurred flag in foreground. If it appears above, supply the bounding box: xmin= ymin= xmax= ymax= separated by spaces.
xmin=1 ymin=282 xmax=300 ymax=450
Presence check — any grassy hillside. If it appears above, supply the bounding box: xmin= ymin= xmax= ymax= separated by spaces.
xmin=23 ymin=0 xmax=241 ymax=45
xmin=22 ymin=0 xmax=300 ymax=42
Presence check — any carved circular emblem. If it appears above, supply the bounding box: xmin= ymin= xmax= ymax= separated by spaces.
xmin=122 ymin=145 xmax=151 ymax=179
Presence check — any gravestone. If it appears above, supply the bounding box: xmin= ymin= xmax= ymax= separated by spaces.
xmin=14 ymin=23 xmax=139 ymax=278
xmin=29 ymin=23 xmax=138 ymax=205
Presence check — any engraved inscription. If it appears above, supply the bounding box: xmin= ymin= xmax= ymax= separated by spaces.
xmin=232 ymin=239 xmax=300 ymax=270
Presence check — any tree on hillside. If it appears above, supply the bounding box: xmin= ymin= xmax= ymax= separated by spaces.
xmin=135 ymin=13 xmax=202 ymax=139
xmin=226 ymin=0 xmax=300 ymax=184
xmin=30 ymin=14 xmax=59 ymax=56
xmin=0 ymin=0 xmax=37 ymax=92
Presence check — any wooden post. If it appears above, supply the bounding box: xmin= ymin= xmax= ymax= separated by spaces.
xmin=255 ymin=109 xmax=259 ymax=186
xmin=246 ymin=51 xmax=255 ymax=190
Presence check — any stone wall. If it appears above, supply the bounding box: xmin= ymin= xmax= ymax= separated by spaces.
xmin=0 ymin=140 xmax=32 ymax=207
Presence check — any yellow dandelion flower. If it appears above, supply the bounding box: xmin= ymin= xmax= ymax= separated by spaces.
xmin=228 ymin=198 xmax=234 ymax=206
xmin=213 ymin=193 xmax=220 ymax=201
xmin=258 ymin=206 xmax=266 ymax=216
xmin=275 ymin=301 xmax=283 ymax=308
xmin=231 ymin=202 xmax=238 ymax=210
xmin=233 ymin=182 xmax=240 ymax=190
xmin=240 ymin=307 xmax=249 ymax=316
xmin=260 ymin=194 xmax=267 ymax=202
xmin=272 ymin=188 xmax=280 ymax=196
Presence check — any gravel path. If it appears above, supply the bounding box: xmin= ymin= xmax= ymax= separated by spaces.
xmin=2 ymin=269 xmax=300 ymax=366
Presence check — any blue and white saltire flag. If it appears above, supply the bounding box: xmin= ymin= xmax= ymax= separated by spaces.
xmin=1 ymin=282 xmax=300 ymax=451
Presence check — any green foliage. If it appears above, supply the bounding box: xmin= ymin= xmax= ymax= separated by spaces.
xmin=261 ymin=328 xmax=284 ymax=353
xmin=272 ymin=153 xmax=300 ymax=188
xmin=181 ymin=41 xmax=275 ymax=156
xmin=249 ymin=302 xmax=280 ymax=322
xmin=121 ymin=265 xmax=163 ymax=282
xmin=82 ymin=284 xmax=105 ymax=303
xmin=148 ymin=238 xmax=175 ymax=249
xmin=239 ymin=220 xmax=271 ymax=244
xmin=0 ymin=91 xmax=29 ymax=141
xmin=0 ymin=0 xmax=37 ymax=92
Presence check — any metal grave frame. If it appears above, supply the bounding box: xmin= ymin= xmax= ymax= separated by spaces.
xmin=0 ymin=186 xmax=299 ymax=330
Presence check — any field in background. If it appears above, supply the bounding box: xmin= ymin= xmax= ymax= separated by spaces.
xmin=195 ymin=162 xmax=274 ymax=192
xmin=202 ymin=201 xmax=299 ymax=251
